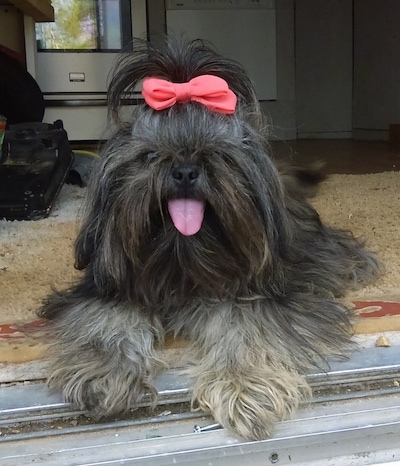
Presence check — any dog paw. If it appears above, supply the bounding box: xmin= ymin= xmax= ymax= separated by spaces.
xmin=80 ymin=376 xmax=157 ymax=416
xmin=48 ymin=365 xmax=158 ymax=416
xmin=44 ymin=303 xmax=165 ymax=416
xmin=192 ymin=367 xmax=310 ymax=440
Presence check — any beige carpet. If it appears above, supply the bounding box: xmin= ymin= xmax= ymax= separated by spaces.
xmin=0 ymin=185 xmax=84 ymax=324
xmin=0 ymin=171 xmax=399 ymax=326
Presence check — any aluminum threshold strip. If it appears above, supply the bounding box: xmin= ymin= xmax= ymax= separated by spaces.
xmin=2 ymin=343 xmax=399 ymax=420
xmin=1 ymin=394 xmax=400 ymax=465
xmin=1 ymin=344 xmax=400 ymax=465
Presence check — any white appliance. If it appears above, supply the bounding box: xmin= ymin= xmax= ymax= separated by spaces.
xmin=165 ymin=0 xmax=277 ymax=101
xmin=25 ymin=0 xmax=146 ymax=141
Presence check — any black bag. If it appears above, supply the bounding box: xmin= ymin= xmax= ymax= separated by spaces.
xmin=0 ymin=120 xmax=74 ymax=220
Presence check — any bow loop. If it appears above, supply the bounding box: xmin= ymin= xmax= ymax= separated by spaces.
xmin=142 ymin=75 xmax=237 ymax=114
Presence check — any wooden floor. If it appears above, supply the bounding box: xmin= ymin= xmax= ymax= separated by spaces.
xmin=73 ymin=139 xmax=400 ymax=175
xmin=271 ymin=139 xmax=400 ymax=175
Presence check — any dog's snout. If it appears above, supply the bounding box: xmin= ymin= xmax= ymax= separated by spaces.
xmin=172 ymin=165 xmax=199 ymax=185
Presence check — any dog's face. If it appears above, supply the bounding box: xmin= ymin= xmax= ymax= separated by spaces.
xmin=76 ymin=39 xmax=289 ymax=308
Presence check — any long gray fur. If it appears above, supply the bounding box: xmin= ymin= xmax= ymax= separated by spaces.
xmin=39 ymin=37 xmax=381 ymax=440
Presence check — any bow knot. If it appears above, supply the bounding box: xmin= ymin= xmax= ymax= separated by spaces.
xmin=173 ymin=82 xmax=192 ymax=103
xmin=142 ymin=75 xmax=237 ymax=114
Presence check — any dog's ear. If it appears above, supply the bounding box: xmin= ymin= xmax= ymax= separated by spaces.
xmin=73 ymin=132 xmax=138 ymax=298
xmin=74 ymin=213 xmax=97 ymax=270
xmin=73 ymin=138 xmax=119 ymax=271
xmin=73 ymin=173 xmax=131 ymax=297
xmin=74 ymin=183 xmax=109 ymax=271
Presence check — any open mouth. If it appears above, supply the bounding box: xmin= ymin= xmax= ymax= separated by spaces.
xmin=168 ymin=198 xmax=206 ymax=236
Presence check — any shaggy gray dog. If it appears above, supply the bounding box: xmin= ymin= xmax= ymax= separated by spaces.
xmin=39 ymin=38 xmax=380 ymax=440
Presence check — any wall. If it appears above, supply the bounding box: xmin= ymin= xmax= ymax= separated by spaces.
xmin=295 ymin=0 xmax=353 ymax=139
xmin=146 ymin=0 xmax=165 ymax=44
xmin=0 ymin=4 xmax=25 ymax=55
xmin=353 ymin=0 xmax=400 ymax=140
xmin=261 ymin=0 xmax=296 ymax=140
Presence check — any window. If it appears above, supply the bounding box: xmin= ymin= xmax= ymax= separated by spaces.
xmin=35 ymin=0 xmax=132 ymax=51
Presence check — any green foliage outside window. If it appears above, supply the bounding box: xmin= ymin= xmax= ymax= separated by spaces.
xmin=36 ymin=0 xmax=98 ymax=50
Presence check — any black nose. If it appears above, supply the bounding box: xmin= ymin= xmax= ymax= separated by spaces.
xmin=172 ymin=165 xmax=199 ymax=185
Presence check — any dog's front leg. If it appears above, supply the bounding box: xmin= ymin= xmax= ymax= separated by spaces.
xmin=45 ymin=298 xmax=165 ymax=416
xmin=181 ymin=301 xmax=311 ymax=441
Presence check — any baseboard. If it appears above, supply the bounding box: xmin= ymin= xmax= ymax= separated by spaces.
xmin=352 ymin=128 xmax=390 ymax=141
xmin=296 ymin=131 xmax=353 ymax=139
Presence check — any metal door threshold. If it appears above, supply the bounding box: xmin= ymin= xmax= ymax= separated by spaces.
xmin=1 ymin=343 xmax=400 ymax=465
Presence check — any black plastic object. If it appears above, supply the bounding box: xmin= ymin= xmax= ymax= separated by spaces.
xmin=0 ymin=120 xmax=74 ymax=220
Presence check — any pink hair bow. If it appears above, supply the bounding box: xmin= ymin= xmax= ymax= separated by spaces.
xmin=142 ymin=75 xmax=237 ymax=114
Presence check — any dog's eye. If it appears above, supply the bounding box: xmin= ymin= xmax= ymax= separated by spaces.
xmin=139 ymin=151 xmax=158 ymax=163
xmin=147 ymin=152 xmax=158 ymax=161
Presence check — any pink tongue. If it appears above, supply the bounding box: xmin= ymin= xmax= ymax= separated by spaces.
xmin=168 ymin=199 xmax=205 ymax=236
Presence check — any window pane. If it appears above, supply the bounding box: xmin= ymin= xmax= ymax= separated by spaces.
xmin=36 ymin=0 xmax=122 ymax=51
xmin=98 ymin=0 xmax=122 ymax=49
